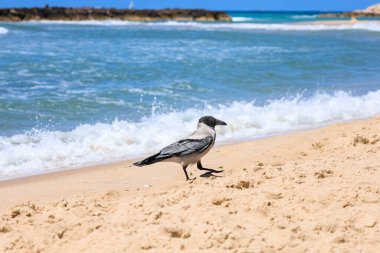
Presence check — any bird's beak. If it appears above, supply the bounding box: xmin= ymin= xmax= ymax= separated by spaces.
xmin=215 ymin=119 xmax=227 ymax=126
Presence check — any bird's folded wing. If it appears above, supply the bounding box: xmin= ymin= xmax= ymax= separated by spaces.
xmin=158 ymin=136 xmax=214 ymax=158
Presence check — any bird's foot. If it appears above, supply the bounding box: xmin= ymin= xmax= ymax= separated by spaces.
xmin=187 ymin=177 xmax=197 ymax=181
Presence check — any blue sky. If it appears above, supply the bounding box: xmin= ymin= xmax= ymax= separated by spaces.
xmin=0 ymin=0 xmax=379 ymax=11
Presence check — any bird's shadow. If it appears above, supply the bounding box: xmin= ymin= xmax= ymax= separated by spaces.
xmin=199 ymin=171 xmax=223 ymax=178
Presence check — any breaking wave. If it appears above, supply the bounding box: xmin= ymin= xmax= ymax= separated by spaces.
xmin=232 ymin=17 xmax=257 ymax=22
xmin=1 ymin=90 xmax=380 ymax=180
xmin=25 ymin=20 xmax=380 ymax=32
xmin=0 ymin=26 xmax=9 ymax=34
xmin=291 ymin=15 xmax=317 ymax=19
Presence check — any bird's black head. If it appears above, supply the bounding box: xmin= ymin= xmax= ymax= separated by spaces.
xmin=198 ymin=116 xmax=227 ymax=129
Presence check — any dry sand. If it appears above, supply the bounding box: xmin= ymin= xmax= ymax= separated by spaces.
xmin=1 ymin=117 xmax=380 ymax=252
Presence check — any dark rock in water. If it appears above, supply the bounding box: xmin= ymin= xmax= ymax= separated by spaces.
xmin=0 ymin=7 xmax=232 ymax=22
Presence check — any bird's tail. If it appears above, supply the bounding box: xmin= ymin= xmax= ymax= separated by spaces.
xmin=133 ymin=153 xmax=165 ymax=167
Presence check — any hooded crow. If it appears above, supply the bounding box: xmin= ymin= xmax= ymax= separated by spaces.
xmin=133 ymin=116 xmax=227 ymax=180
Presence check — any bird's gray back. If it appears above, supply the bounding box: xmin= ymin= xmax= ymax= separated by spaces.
xmin=158 ymin=136 xmax=213 ymax=158
xmin=155 ymin=122 xmax=217 ymax=165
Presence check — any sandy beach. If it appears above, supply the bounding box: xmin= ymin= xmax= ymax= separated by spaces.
xmin=1 ymin=116 xmax=380 ymax=252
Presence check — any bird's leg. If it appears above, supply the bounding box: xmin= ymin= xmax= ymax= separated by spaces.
xmin=183 ymin=165 xmax=196 ymax=181
xmin=197 ymin=160 xmax=223 ymax=173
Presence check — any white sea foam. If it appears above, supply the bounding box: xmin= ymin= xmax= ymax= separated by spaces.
xmin=176 ymin=22 xmax=380 ymax=32
xmin=26 ymin=20 xmax=380 ymax=32
xmin=1 ymin=90 xmax=380 ymax=180
xmin=291 ymin=15 xmax=317 ymax=19
xmin=0 ymin=27 xmax=9 ymax=34
xmin=232 ymin=17 xmax=257 ymax=22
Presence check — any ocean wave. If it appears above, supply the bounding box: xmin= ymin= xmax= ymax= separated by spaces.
xmin=178 ymin=22 xmax=380 ymax=32
xmin=291 ymin=15 xmax=317 ymax=19
xmin=232 ymin=17 xmax=257 ymax=22
xmin=1 ymin=90 xmax=380 ymax=180
xmin=25 ymin=20 xmax=380 ymax=32
xmin=0 ymin=26 xmax=9 ymax=34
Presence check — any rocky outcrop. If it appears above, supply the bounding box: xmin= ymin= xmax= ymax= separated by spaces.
xmin=361 ymin=3 xmax=380 ymax=13
xmin=0 ymin=7 xmax=232 ymax=22
xmin=319 ymin=3 xmax=380 ymax=18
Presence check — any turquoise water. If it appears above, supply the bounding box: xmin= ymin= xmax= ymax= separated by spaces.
xmin=229 ymin=11 xmax=380 ymax=23
xmin=230 ymin=11 xmax=321 ymax=23
xmin=0 ymin=12 xmax=380 ymax=179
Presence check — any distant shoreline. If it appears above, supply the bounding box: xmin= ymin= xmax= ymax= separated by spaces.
xmin=0 ymin=7 xmax=232 ymax=22
xmin=294 ymin=19 xmax=380 ymax=26
xmin=319 ymin=3 xmax=380 ymax=18
xmin=319 ymin=12 xmax=380 ymax=18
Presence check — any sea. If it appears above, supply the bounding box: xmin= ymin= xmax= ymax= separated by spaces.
xmin=1 ymin=11 xmax=380 ymax=180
